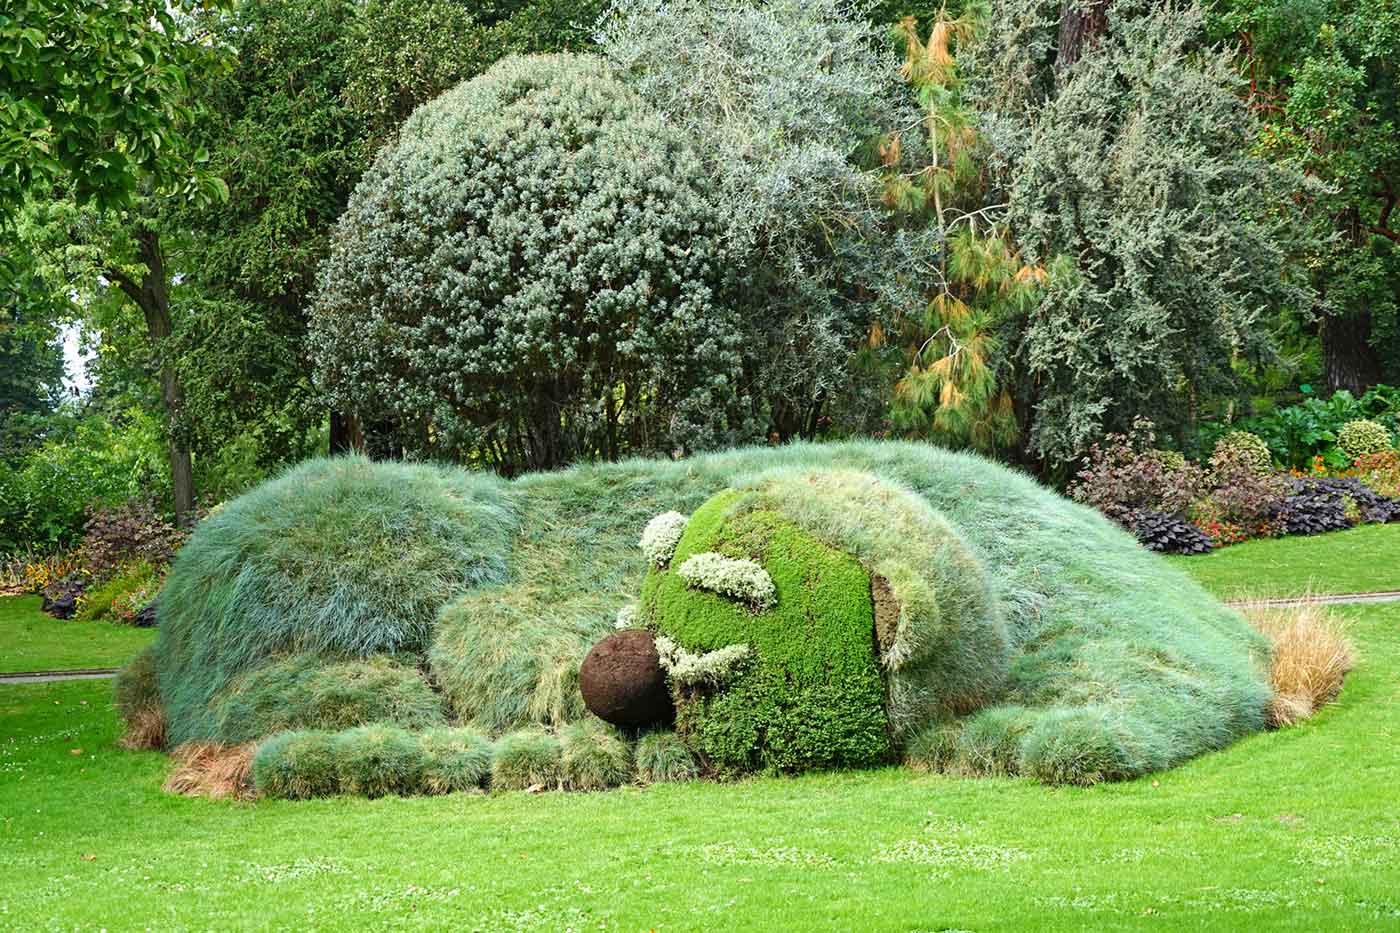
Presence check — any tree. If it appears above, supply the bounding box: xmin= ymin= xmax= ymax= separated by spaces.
xmin=0 ymin=250 xmax=64 ymax=461
xmin=963 ymin=1 xmax=1316 ymax=467
xmin=2 ymin=2 xmax=231 ymax=525
xmin=1213 ymin=0 xmax=1400 ymax=393
xmin=0 ymin=0 xmax=227 ymax=211
xmin=312 ymin=54 xmax=753 ymax=473
xmin=600 ymin=0 xmax=923 ymax=441
xmin=882 ymin=13 xmax=1051 ymax=454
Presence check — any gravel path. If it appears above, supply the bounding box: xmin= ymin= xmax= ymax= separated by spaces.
xmin=1225 ymin=591 xmax=1400 ymax=609
xmin=0 ymin=668 xmax=118 ymax=685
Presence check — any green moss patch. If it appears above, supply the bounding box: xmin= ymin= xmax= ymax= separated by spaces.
xmin=643 ymin=491 xmax=891 ymax=773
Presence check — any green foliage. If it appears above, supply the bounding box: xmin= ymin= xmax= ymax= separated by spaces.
xmin=0 ymin=290 xmax=63 ymax=461
xmin=153 ymin=456 xmax=515 ymax=744
xmin=560 ymin=721 xmax=634 ymax=791
xmin=0 ymin=0 xmax=230 ymax=211
xmin=1212 ymin=0 xmax=1400 ymax=386
xmin=1338 ymin=420 xmax=1393 ymax=461
xmin=113 ymin=645 xmax=161 ymax=722
xmin=251 ymin=730 xmax=341 ymax=799
xmin=208 ymin=654 xmax=446 ymax=744
xmin=1211 ymin=431 xmax=1274 ymax=475
xmin=0 ymin=411 xmax=170 ymax=556
xmin=634 ymin=730 xmax=700 ymax=783
xmin=331 ymin=723 xmax=429 ymax=797
xmin=643 ymin=492 xmax=892 ymax=774
xmin=1220 ymin=386 xmax=1400 ymax=468
xmin=967 ymin=1 xmax=1315 ymax=465
xmin=313 ymin=53 xmax=750 ymax=472
xmin=491 ymin=729 xmax=563 ymax=791
xmin=601 ymin=0 xmax=920 ymax=439
xmin=74 ymin=561 xmax=160 ymax=624
xmin=419 ymin=727 xmax=494 ymax=794
xmin=342 ymin=0 xmax=602 ymax=149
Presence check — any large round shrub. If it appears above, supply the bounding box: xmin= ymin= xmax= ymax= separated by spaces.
xmin=1338 ymin=419 xmax=1392 ymax=461
xmin=312 ymin=53 xmax=752 ymax=472
xmin=154 ymin=456 xmax=515 ymax=745
xmin=1211 ymin=430 xmax=1273 ymax=475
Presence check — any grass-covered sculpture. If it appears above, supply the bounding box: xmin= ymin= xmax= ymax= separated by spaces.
xmin=119 ymin=442 xmax=1279 ymax=796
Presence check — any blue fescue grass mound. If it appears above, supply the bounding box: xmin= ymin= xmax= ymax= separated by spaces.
xmin=153 ymin=457 xmax=515 ymax=745
xmin=142 ymin=442 xmax=1272 ymax=788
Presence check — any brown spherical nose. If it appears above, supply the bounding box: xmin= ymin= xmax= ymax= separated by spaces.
xmin=579 ymin=629 xmax=675 ymax=728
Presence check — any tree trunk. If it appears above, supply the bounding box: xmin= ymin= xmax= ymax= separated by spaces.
xmin=110 ymin=228 xmax=195 ymax=526
xmin=1056 ymin=0 xmax=1112 ymax=77
xmin=328 ymin=410 xmax=362 ymax=455
xmin=1321 ymin=311 xmax=1382 ymax=396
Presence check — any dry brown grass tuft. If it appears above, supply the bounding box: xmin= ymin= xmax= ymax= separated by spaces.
xmin=119 ymin=705 xmax=166 ymax=751
xmin=162 ymin=742 xmax=257 ymax=799
xmin=1239 ymin=599 xmax=1356 ymax=728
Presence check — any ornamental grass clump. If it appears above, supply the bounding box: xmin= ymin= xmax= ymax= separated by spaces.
xmin=419 ymin=727 xmax=494 ymax=794
xmin=332 ymin=724 xmax=429 ymax=798
xmin=209 ymin=654 xmax=446 ymax=743
xmin=1239 ymin=601 xmax=1355 ymax=728
xmin=151 ymin=456 xmax=514 ymax=745
xmin=560 ymin=722 xmax=634 ymax=791
xmin=114 ymin=645 xmax=164 ymax=750
xmin=491 ymin=729 xmax=564 ymax=791
xmin=635 ymin=730 xmax=700 ymax=783
xmin=251 ymin=731 xmax=340 ymax=799
xmin=164 ymin=742 xmax=257 ymax=800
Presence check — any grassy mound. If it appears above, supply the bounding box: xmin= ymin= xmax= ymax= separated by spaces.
xmin=642 ymin=491 xmax=891 ymax=773
xmin=153 ymin=456 xmax=515 ymax=745
xmin=208 ymin=654 xmax=446 ymax=743
xmin=137 ymin=440 xmax=1272 ymax=788
xmin=425 ymin=442 xmax=1269 ymax=783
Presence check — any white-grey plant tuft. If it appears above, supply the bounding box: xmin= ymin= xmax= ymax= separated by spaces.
xmin=654 ymin=635 xmax=753 ymax=688
xmin=676 ymin=552 xmax=777 ymax=611
xmin=640 ymin=511 xmax=689 ymax=568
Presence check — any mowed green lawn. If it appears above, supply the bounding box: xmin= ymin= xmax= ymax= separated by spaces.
xmin=2 ymin=533 xmax=1398 ymax=930
xmin=1 ymin=595 xmax=156 ymax=674
xmin=1167 ymin=522 xmax=1400 ymax=599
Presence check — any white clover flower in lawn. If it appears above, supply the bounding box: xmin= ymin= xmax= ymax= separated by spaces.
xmin=640 ymin=511 xmax=688 ymax=568
xmin=676 ymin=552 xmax=777 ymax=611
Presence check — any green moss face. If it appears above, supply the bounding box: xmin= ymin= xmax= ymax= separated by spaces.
xmin=642 ymin=489 xmax=891 ymax=773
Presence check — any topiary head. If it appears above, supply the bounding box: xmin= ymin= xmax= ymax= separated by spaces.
xmin=628 ymin=468 xmax=1006 ymax=775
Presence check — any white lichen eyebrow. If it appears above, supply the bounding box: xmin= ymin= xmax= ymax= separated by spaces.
xmin=676 ymin=552 xmax=777 ymax=611
xmin=640 ymin=511 xmax=689 ymax=568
